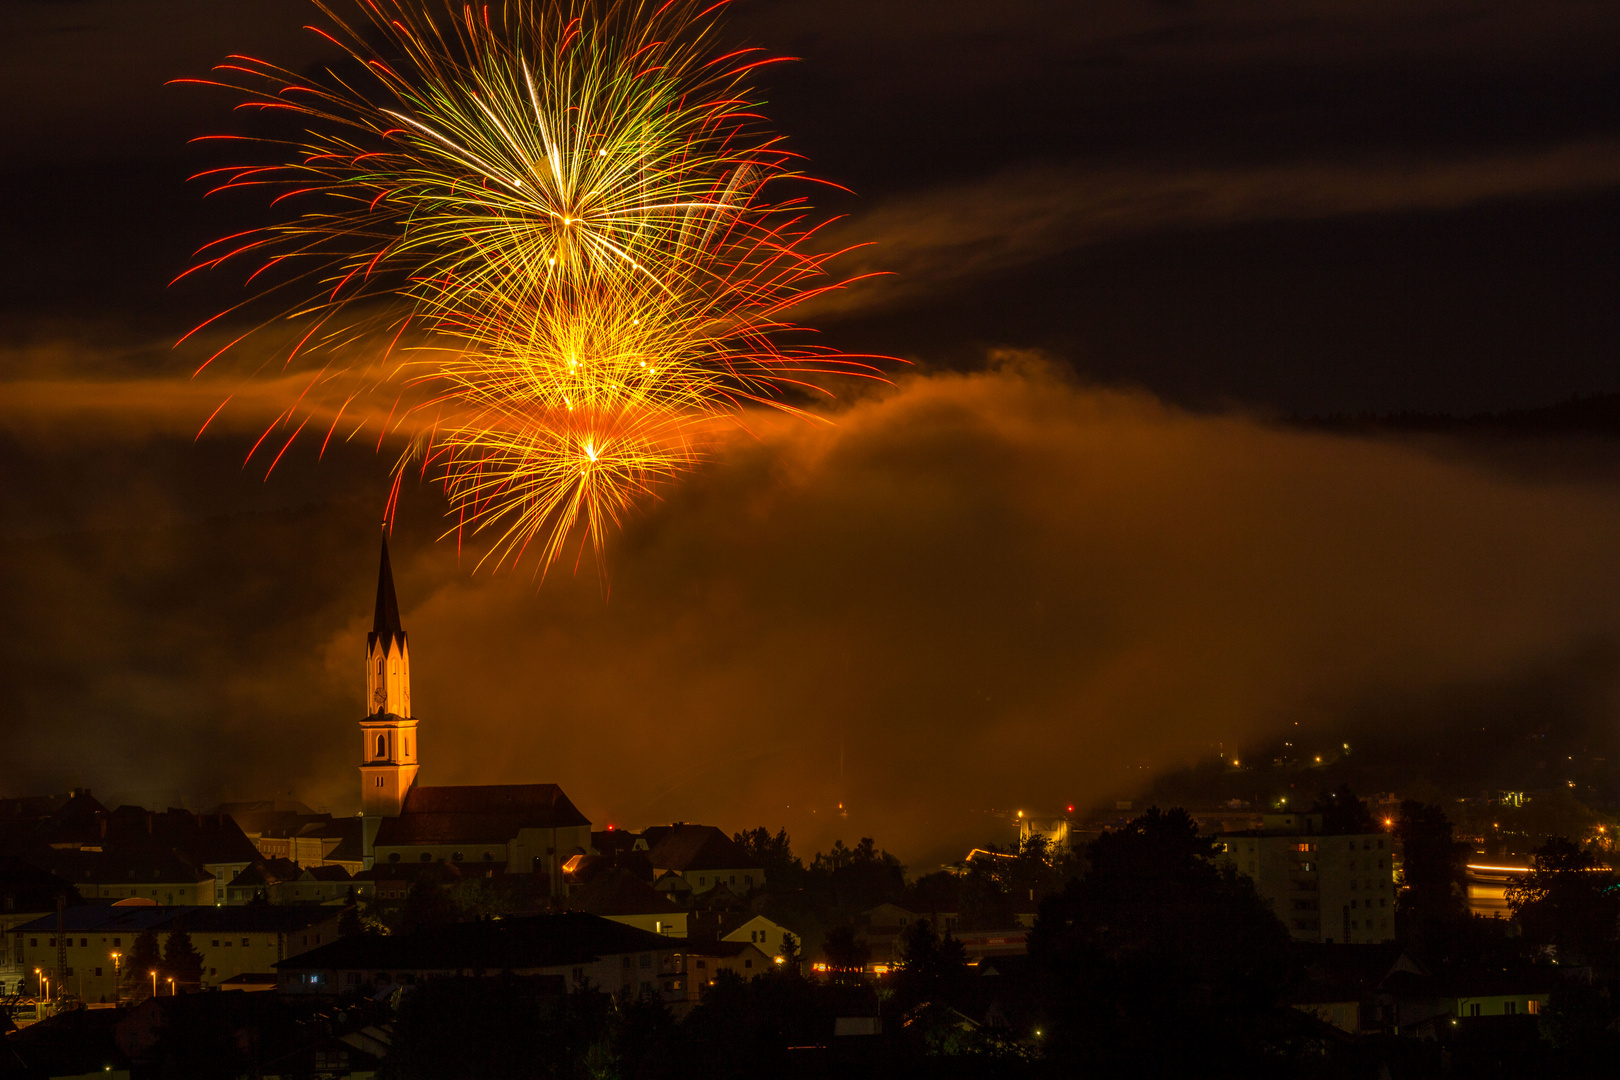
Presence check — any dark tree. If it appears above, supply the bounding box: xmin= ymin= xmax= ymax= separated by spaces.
xmin=125 ymin=927 xmax=162 ymax=998
xmin=820 ymin=924 xmax=871 ymax=984
xmin=382 ymin=975 xmax=604 ymax=1079
xmin=734 ymin=827 xmax=804 ymax=892
xmin=894 ymin=917 xmax=968 ymax=1004
xmin=778 ymin=932 xmax=801 ymax=971
xmin=1026 ymin=807 xmax=1296 ymax=1075
xmin=1311 ymin=784 xmax=1378 ymax=834
xmin=807 ymin=838 xmax=905 ymax=922
xmin=899 ymin=870 xmax=962 ymax=918
xmin=162 ymin=929 xmax=205 ymax=987
xmin=1508 ymin=836 xmax=1620 ymax=968
xmin=399 ymin=866 xmax=463 ymax=933
xmin=1395 ymin=800 xmax=1469 ymax=952
xmin=339 ymin=890 xmax=364 ymax=937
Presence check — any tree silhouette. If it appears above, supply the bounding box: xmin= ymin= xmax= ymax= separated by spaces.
xmin=1508 ymin=836 xmax=1620 ymax=969
xmin=1311 ymin=784 xmax=1377 ymax=834
xmin=820 ymin=924 xmax=870 ymax=985
xmin=125 ymin=928 xmax=162 ymax=999
xmin=734 ymin=827 xmax=804 ymax=892
xmin=1027 ymin=807 xmax=1295 ymax=1074
xmin=1395 ymin=800 xmax=1469 ymax=953
xmin=162 ymin=929 xmax=204 ymax=987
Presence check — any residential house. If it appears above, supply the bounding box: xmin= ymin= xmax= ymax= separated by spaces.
xmin=643 ymin=825 xmax=763 ymax=895
xmin=565 ymin=869 xmax=687 ymax=937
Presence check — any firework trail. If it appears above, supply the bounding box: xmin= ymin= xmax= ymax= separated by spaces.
xmin=180 ymin=0 xmax=882 ymax=572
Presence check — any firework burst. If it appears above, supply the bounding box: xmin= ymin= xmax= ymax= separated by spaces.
xmin=181 ymin=0 xmax=882 ymax=573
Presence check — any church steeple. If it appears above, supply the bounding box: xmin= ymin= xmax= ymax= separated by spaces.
xmin=370 ymin=533 xmax=405 ymax=653
xmin=360 ymin=532 xmax=418 ymax=829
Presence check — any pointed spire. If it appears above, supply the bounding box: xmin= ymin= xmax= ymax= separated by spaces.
xmin=369 ymin=529 xmax=406 ymax=653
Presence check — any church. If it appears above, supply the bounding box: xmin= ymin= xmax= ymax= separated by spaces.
xmin=357 ymin=537 xmax=593 ymax=897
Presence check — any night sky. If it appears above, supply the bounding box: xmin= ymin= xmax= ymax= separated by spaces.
xmin=4 ymin=0 xmax=1620 ymax=866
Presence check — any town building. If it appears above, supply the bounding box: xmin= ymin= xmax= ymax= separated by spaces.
xmin=679 ymin=939 xmax=776 ymax=999
xmin=354 ymin=538 xmax=593 ymax=897
xmin=0 ymin=794 xmax=261 ymax=907
xmin=11 ymin=904 xmax=344 ymax=1001
xmin=0 ymin=857 xmax=81 ymax=996
xmin=721 ymin=914 xmax=798 ymax=957
xmin=643 ymin=824 xmax=764 ymax=895
xmin=1216 ymin=813 xmax=1395 ymax=944
xmin=275 ymin=911 xmax=688 ymax=1001
xmin=565 ymin=868 xmax=688 ymax=937
xmin=215 ymin=800 xmax=367 ymax=874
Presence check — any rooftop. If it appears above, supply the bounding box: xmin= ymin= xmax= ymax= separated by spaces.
xmin=277 ymin=913 xmax=679 ymax=972
xmin=646 ymin=825 xmax=759 ymax=874
xmin=374 ymin=784 xmax=589 ymax=847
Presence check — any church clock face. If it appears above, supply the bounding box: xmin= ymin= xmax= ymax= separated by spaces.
xmin=373 ymin=686 xmax=387 ymax=706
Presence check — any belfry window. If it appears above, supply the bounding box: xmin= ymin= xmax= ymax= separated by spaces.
xmin=376 ymin=734 xmax=387 ymax=759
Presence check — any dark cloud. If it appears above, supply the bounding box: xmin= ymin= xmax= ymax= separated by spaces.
xmin=808 ymin=140 xmax=1620 ymax=319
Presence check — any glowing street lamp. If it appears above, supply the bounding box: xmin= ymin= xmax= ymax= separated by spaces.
xmin=166 ymin=977 xmax=175 ymax=996
xmin=150 ymin=970 xmax=158 ymax=998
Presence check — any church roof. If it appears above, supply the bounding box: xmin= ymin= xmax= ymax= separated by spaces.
xmin=369 ymin=535 xmax=407 ymax=655
xmin=374 ymin=785 xmax=590 ymax=847
xmin=646 ymin=824 xmax=759 ymax=874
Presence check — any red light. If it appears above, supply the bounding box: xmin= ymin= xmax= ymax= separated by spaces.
xmin=1066 ymin=805 xmax=1074 ymax=813
xmin=606 ymin=824 xmax=615 ymax=831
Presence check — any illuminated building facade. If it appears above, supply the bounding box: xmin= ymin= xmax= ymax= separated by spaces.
xmin=1218 ymin=813 xmax=1395 ymax=945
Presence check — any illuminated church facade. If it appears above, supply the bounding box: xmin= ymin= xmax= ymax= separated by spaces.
xmin=358 ymin=538 xmax=593 ymax=895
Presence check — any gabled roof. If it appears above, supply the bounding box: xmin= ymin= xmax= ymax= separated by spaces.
xmin=323 ymin=818 xmax=366 ymax=863
xmin=374 ymin=785 xmax=589 ymax=847
xmin=646 ymin=825 xmax=759 ymax=874
xmin=565 ymin=869 xmax=676 ymax=918
xmin=228 ymin=858 xmax=302 ymax=889
xmin=0 ymin=855 xmax=83 ymax=911
xmin=301 ymin=865 xmax=354 ymax=883
xmin=276 ymin=913 xmax=678 ymax=972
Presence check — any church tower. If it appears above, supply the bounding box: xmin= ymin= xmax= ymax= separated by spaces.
xmin=359 ymin=535 xmax=418 ymax=825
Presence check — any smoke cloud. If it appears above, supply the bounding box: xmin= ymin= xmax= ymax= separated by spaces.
xmin=8 ymin=353 xmax=1620 ymax=866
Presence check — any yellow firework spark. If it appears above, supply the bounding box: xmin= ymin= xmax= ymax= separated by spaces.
xmin=183 ymin=0 xmax=883 ymax=574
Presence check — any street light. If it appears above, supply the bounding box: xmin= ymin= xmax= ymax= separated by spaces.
xmin=166 ymin=977 xmax=175 ymax=996
xmin=150 ymin=969 xmax=158 ymax=998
